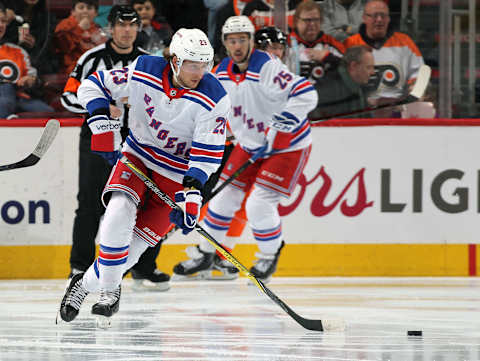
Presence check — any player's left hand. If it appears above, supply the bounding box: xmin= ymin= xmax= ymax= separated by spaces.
xmin=169 ymin=189 xmax=202 ymax=235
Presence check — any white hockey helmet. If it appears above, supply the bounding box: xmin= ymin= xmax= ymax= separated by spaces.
xmin=169 ymin=28 xmax=214 ymax=77
xmin=222 ymin=15 xmax=255 ymax=42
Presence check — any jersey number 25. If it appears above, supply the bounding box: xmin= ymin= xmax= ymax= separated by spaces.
xmin=273 ymin=71 xmax=293 ymax=89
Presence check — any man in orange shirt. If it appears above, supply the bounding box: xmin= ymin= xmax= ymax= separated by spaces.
xmin=54 ymin=0 xmax=106 ymax=75
xmin=344 ymin=0 xmax=424 ymax=116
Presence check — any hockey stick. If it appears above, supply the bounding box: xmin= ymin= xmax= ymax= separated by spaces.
xmin=0 ymin=119 xmax=60 ymax=171
xmin=121 ymin=156 xmax=327 ymax=331
xmin=309 ymin=64 xmax=432 ymax=123
xmin=157 ymin=150 xmax=263 ymax=243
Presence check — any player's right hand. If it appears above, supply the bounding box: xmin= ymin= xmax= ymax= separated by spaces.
xmin=169 ymin=189 xmax=202 ymax=235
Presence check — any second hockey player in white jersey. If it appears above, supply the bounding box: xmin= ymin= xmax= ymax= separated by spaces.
xmin=57 ymin=28 xmax=230 ymax=326
xmin=174 ymin=16 xmax=318 ymax=283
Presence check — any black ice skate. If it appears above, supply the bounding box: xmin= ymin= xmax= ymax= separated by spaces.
xmin=250 ymin=241 xmax=285 ymax=283
xmin=172 ymin=246 xmax=215 ymax=280
xmin=205 ymin=254 xmax=239 ymax=280
xmin=56 ymin=272 xmax=89 ymax=323
xmin=131 ymin=269 xmax=170 ymax=291
xmin=91 ymin=286 xmax=121 ymax=328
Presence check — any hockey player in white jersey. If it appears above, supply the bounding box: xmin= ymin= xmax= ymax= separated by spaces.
xmin=174 ymin=16 xmax=318 ymax=283
xmin=57 ymin=28 xmax=230 ymax=326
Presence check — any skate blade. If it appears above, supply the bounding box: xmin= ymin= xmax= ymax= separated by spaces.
xmin=204 ymin=269 xmax=239 ymax=281
xmin=55 ymin=309 xmax=72 ymax=325
xmin=131 ymin=279 xmax=170 ymax=292
xmin=55 ymin=311 xmax=63 ymax=325
xmin=95 ymin=315 xmax=112 ymax=329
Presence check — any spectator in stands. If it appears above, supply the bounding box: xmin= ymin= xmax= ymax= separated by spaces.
xmin=344 ymin=0 xmax=425 ymax=117
xmin=322 ymin=0 xmax=366 ymax=42
xmin=308 ymin=45 xmax=375 ymax=121
xmin=243 ymin=0 xmax=301 ymax=31
xmin=54 ymin=0 xmax=106 ymax=76
xmin=287 ymin=0 xmax=345 ymax=84
xmin=131 ymin=0 xmax=172 ymax=55
xmin=254 ymin=26 xmax=287 ymax=60
xmin=61 ymin=5 xmax=170 ymax=291
xmin=0 ymin=2 xmax=53 ymax=118
xmin=3 ymin=0 xmax=57 ymax=75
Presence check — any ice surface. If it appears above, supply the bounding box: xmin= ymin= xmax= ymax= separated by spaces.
xmin=0 ymin=277 xmax=479 ymax=361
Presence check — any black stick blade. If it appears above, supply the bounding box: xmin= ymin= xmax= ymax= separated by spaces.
xmin=0 ymin=154 xmax=40 ymax=171
xmin=261 ymin=280 xmax=324 ymax=331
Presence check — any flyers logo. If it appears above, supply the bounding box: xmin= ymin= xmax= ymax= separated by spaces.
xmin=368 ymin=64 xmax=401 ymax=91
xmin=0 ymin=60 xmax=19 ymax=83
xmin=311 ymin=65 xmax=325 ymax=80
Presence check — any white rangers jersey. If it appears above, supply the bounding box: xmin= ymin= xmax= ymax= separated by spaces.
xmin=344 ymin=26 xmax=425 ymax=99
xmin=78 ymin=55 xmax=231 ymax=186
xmin=215 ymin=49 xmax=317 ymax=154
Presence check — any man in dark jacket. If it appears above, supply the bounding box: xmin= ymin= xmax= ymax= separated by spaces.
xmin=308 ymin=45 xmax=375 ymax=121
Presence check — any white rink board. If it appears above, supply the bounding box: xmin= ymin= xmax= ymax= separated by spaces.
xmin=0 ymin=126 xmax=79 ymax=246
xmin=0 ymin=125 xmax=479 ymax=246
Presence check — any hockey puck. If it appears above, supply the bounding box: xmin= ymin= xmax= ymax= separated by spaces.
xmin=407 ymin=330 xmax=422 ymax=336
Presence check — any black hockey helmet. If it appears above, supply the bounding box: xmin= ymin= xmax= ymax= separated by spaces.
xmin=108 ymin=5 xmax=141 ymax=26
xmin=254 ymin=26 xmax=288 ymax=50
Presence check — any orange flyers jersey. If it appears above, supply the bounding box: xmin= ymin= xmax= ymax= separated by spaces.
xmin=0 ymin=43 xmax=36 ymax=83
xmin=344 ymin=30 xmax=424 ymax=99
